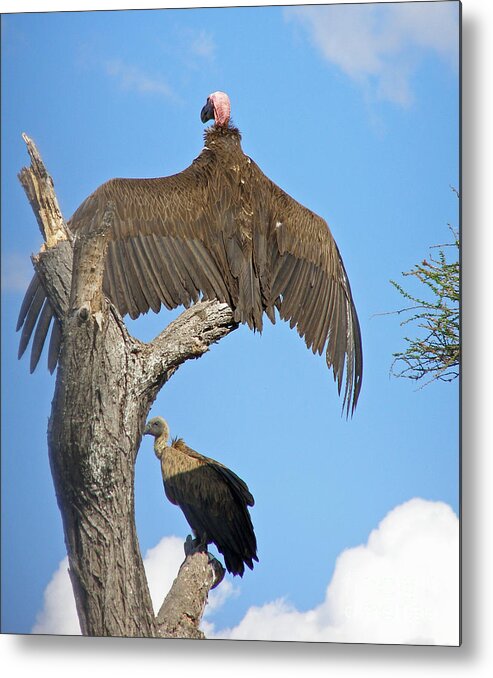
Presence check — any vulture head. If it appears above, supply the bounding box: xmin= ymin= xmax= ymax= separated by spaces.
xmin=200 ymin=91 xmax=231 ymax=128
xmin=144 ymin=416 xmax=169 ymax=442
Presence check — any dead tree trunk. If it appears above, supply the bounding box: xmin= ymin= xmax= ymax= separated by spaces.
xmin=19 ymin=135 xmax=237 ymax=638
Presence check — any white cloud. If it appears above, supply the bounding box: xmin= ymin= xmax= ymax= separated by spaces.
xmin=32 ymin=557 xmax=81 ymax=635
xmin=140 ymin=536 xmax=185 ymax=613
xmin=206 ymin=499 xmax=459 ymax=645
xmin=32 ymin=536 xmax=185 ymax=635
xmin=1 ymin=252 xmax=33 ymax=293
xmin=104 ymin=59 xmax=179 ymax=101
xmin=32 ymin=500 xmax=459 ymax=645
xmin=285 ymin=3 xmax=459 ymax=106
xmin=204 ymin=578 xmax=238 ymax=616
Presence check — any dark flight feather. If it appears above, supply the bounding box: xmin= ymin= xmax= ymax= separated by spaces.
xmin=18 ymin=123 xmax=362 ymax=415
xmin=30 ymin=299 xmax=54 ymax=374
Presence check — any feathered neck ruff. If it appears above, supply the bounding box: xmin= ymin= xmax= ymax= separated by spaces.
xmin=204 ymin=124 xmax=242 ymax=145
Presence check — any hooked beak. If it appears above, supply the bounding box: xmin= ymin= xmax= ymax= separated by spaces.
xmin=200 ymin=98 xmax=214 ymax=124
xmin=143 ymin=423 xmax=151 ymax=435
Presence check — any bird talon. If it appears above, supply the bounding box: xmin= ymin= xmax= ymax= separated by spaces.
xmin=184 ymin=534 xmax=195 ymax=557
xmin=184 ymin=534 xmax=207 ymax=557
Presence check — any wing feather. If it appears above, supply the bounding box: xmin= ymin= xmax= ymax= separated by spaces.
xmin=30 ymin=299 xmax=54 ymax=373
xmin=165 ymin=237 xmax=201 ymax=304
xmin=16 ymin=273 xmax=40 ymax=332
xmin=47 ymin=317 xmax=62 ymax=374
xmin=186 ymin=238 xmax=229 ymax=301
xmin=153 ymin=237 xmax=191 ymax=307
xmin=262 ymin=174 xmax=363 ymax=416
xmin=118 ymin=238 xmax=148 ymax=319
xmin=163 ymin=440 xmax=257 ymax=575
xmin=17 ymin=127 xmax=362 ymax=414
xmin=301 ymin=267 xmax=325 ymax=354
xmin=126 ymin=236 xmax=162 ymax=313
xmin=18 ymin=283 xmax=45 ymax=359
xmin=124 ymin=236 xmax=161 ymax=314
xmin=311 ymin=273 xmax=332 ymax=356
xmin=142 ymin=234 xmax=178 ymax=309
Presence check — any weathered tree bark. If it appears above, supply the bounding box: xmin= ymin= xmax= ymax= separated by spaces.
xmin=19 ymin=135 xmax=238 ymax=638
xmin=156 ymin=541 xmax=224 ymax=640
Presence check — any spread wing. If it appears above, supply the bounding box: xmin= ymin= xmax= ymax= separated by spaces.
xmin=258 ymin=172 xmax=363 ymax=417
xmin=72 ymin=154 xmax=239 ymax=320
xmin=17 ymin=130 xmax=362 ymax=415
xmin=17 ymin=147 xmax=239 ymax=371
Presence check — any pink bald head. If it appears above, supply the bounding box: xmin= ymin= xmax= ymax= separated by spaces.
xmin=201 ymin=91 xmax=231 ymax=128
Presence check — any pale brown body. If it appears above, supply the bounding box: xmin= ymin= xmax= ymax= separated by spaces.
xmin=144 ymin=416 xmax=258 ymax=577
xmin=19 ymin=118 xmax=362 ymax=414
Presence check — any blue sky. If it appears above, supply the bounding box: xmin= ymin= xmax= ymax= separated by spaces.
xmin=1 ymin=2 xmax=459 ymax=642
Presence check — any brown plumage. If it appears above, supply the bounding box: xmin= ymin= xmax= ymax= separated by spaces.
xmin=18 ymin=92 xmax=363 ymax=415
xmin=144 ymin=416 xmax=258 ymax=577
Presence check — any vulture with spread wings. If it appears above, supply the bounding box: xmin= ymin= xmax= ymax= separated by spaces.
xmin=18 ymin=91 xmax=363 ymax=415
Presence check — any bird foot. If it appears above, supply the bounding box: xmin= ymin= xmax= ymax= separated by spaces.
xmin=183 ymin=536 xmax=225 ymax=588
xmin=184 ymin=534 xmax=206 ymax=556
xmin=184 ymin=534 xmax=195 ymax=556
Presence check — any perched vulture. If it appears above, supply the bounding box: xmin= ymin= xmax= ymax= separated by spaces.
xmin=144 ymin=416 xmax=258 ymax=577
xmin=18 ymin=91 xmax=363 ymax=415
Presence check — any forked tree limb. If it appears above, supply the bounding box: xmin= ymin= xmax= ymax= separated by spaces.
xmin=19 ymin=133 xmax=237 ymax=638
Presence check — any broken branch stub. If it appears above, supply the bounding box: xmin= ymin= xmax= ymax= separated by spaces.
xmin=69 ymin=201 xmax=115 ymax=322
xmin=18 ymin=133 xmax=71 ymax=249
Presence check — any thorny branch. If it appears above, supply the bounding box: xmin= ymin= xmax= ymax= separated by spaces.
xmin=389 ymin=217 xmax=460 ymax=386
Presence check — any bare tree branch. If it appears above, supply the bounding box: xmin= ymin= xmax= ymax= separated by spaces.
xmin=140 ymin=301 xmax=237 ymax=398
xmin=18 ymin=132 xmax=71 ymax=248
xmin=156 ymin=547 xmax=224 ymax=639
